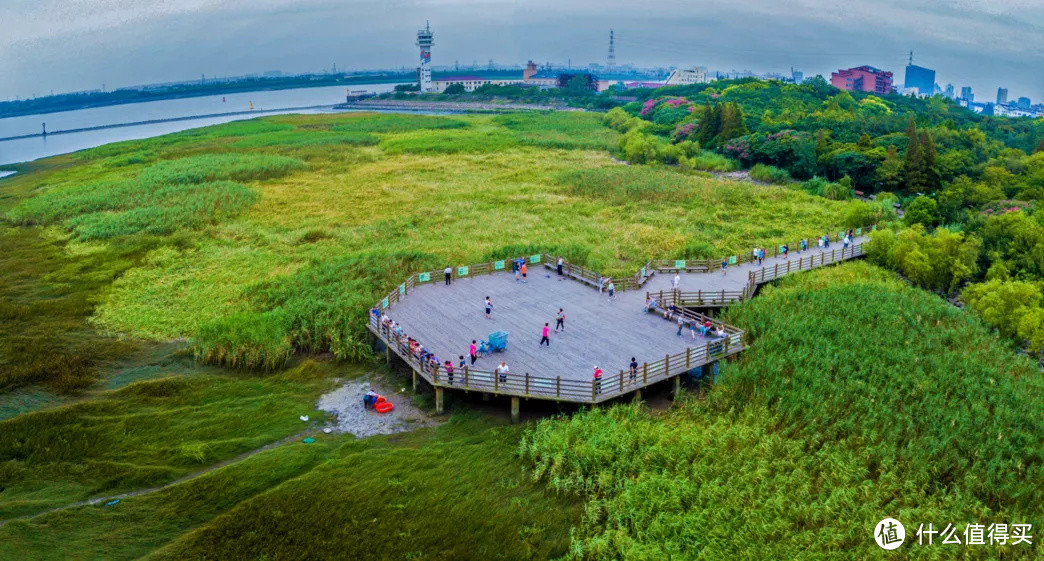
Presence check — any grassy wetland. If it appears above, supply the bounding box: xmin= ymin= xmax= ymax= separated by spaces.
xmin=1 ymin=111 xmax=1039 ymax=559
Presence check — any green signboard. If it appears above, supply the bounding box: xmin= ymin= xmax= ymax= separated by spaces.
xmin=729 ymin=255 xmax=737 ymax=265
xmin=494 ymin=260 xmax=505 ymax=270
xmin=530 ymin=254 xmax=541 ymax=264
xmin=399 ymin=284 xmax=406 ymax=296
xmin=675 ymin=259 xmax=686 ymax=269
xmin=457 ymin=266 xmax=469 ymax=277
xmin=640 ymin=267 xmax=647 ymax=278
xmin=418 ymin=272 xmax=431 ymax=282
xmin=381 ymin=297 xmax=389 ymax=309
xmin=779 ymin=245 xmax=786 ymax=253
xmin=855 ymin=227 xmax=862 ymax=236
xmin=871 ymin=224 xmax=877 ymax=231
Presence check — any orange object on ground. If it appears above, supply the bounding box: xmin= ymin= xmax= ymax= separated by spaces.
xmin=374 ymin=401 xmax=394 ymax=414
xmin=375 ymin=396 xmax=387 ymax=404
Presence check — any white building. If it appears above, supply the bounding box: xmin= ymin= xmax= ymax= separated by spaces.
xmin=664 ymin=67 xmax=710 ymax=86
xmin=430 ymin=76 xmax=523 ymax=93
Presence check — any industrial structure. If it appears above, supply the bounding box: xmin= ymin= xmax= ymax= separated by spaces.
xmin=607 ymin=29 xmax=616 ymax=69
xmin=416 ymin=22 xmax=434 ymax=92
xmin=997 ymin=87 xmax=1008 ymax=105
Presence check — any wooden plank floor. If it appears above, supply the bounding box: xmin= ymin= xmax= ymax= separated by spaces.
xmin=386 ymin=236 xmax=867 ymax=384
xmin=387 ymin=271 xmax=718 ymax=383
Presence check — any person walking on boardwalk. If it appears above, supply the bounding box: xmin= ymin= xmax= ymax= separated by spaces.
xmin=485 ymin=296 xmax=493 ymax=319
xmin=469 ymin=340 xmax=478 ymax=365
xmin=539 ymin=323 xmax=551 ymax=346
xmin=521 ymin=261 xmax=528 ymax=283
xmin=672 ymin=273 xmax=680 ymax=290
xmin=721 ymin=257 xmax=728 ymax=276
xmin=690 ymin=321 xmax=698 ymax=341
xmin=458 ymin=355 xmax=466 ymax=371
xmin=782 ymin=244 xmax=789 ymax=259
xmin=557 ymin=257 xmax=564 ymax=277
xmin=843 ymin=234 xmax=851 ymax=250
xmin=800 ymin=238 xmax=808 ymax=253
xmin=677 ymin=314 xmax=685 ymax=336
xmin=607 ymin=280 xmax=616 ymax=302
xmin=629 ymin=357 xmax=638 ymax=383
xmin=598 ymin=275 xmax=605 ymax=294
xmin=444 ymin=266 xmax=453 ymax=285
xmin=496 ymin=361 xmax=509 ymax=383
xmin=555 ymin=308 xmax=565 ymax=332
xmin=593 ymin=366 xmax=603 ymax=394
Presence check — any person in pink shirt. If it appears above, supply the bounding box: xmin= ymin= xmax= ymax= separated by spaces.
xmin=539 ymin=323 xmax=550 ymax=346
xmin=469 ymin=340 xmax=478 ymax=365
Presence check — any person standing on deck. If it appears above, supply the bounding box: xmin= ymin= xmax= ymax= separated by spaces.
xmin=676 ymin=314 xmax=684 ymax=336
xmin=557 ymin=257 xmax=564 ymax=277
xmin=593 ymin=366 xmax=603 ymax=394
xmin=540 ymin=323 xmax=550 ymax=346
xmin=607 ymin=280 xmax=616 ymax=302
xmin=555 ymin=308 xmax=565 ymax=332
xmin=598 ymin=275 xmax=605 ymax=294
xmin=782 ymin=244 xmax=789 ymax=259
xmin=445 ymin=360 xmax=455 ymax=384
xmin=496 ymin=361 xmax=509 ymax=383
xmin=800 ymin=238 xmax=808 ymax=253
xmin=673 ymin=273 xmax=680 ymax=290
xmin=469 ymin=340 xmax=478 ymax=365
xmin=458 ymin=355 xmax=466 ymax=371
xmin=444 ymin=266 xmax=453 ymax=285
xmin=484 ymin=297 xmax=493 ymax=319
xmin=629 ymin=358 xmax=638 ymax=382
xmin=721 ymin=258 xmax=728 ymax=276
xmin=690 ymin=321 xmax=698 ymax=341
xmin=843 ymin=235 xmax=850 ymax=250
xmin=520 ymin=262 xmax=528 ymax=283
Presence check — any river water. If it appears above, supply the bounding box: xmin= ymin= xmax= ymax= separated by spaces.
xmin=0 ymin=83 xmax=403 ymax=166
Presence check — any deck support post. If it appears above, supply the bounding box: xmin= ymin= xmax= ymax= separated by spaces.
xmin=634 ymin=389 xmax=642 ymax=402
xmin=673 ymin=375 xmax=682 ymax=400
xmin=435 ymin=387 xmax=444 ymax=414
xmin=510 ymin=396 xmax=520 ymax=423
xmin=482 ymin=392 xmax=490 ymax=402
xmin=412 ymin=371 xmax=417 ymax=392
xmin=385 ymin=345 xmax=391 ymax=364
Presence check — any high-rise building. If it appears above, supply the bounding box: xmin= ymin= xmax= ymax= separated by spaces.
xmin=664 ymin=67 xmax=710 ymax=86
xmin=830 ymin=66 xmax=893 ymax=95
xmin=1017 ymin=97 xmax=1031 ymax=109
xmin=960 ymin=86 xmax=973 ymax=103
xmin=997 ymin=88 xmax=1008 ymax=105
xmin=791 ymin=67 xmax=804 ymax=84
xmin=904 ymin=63 xmax=936 ymax=96
xmin=416 ymin=22 xmax=434 ymax=92
xmin=944 ymin=83 xmax=955 ymax=99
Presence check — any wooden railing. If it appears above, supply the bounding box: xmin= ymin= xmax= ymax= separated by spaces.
xmin=750 ymin=243 xmax=864 ymax=285
xmin=369 ymin=314 xmax=743 ymax=404
xmin=647 ymin=243 xmax=864 ymax=308
xmin=540 ymin=254 xmax=653 ymax=292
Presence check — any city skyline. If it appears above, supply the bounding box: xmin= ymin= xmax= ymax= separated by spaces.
xmin=1 ymin=0 xmax=1041 ymax=102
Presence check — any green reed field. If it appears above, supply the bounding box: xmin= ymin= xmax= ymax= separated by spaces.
xmin=521 ymin=262 xmax=1044 ymax=560
xmin=5 ymin=111 xmax=1034 ymax=560
xmin=3 ymin=111 xmax=866 ymax=378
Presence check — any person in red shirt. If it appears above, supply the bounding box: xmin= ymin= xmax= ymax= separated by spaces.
xmin=593 ymin=366 xmax=603 ymax=394
xmin=540 ymin=323 xmax=550 ymax=346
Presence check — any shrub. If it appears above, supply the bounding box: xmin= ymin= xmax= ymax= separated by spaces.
xmin=748 ymin=163 xmax=790 ymax=184
xmin=680 ymin=150 xmax=739 ymax=172
xmin=866 ymin=224 xmax=980 ymax=292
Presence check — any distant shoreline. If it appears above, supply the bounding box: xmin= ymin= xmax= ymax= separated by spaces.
xmin=0 ymin=105 xmax=339 ymax=142
xmin=0 ymin=77 xmax=413 ymax=120
xmin=336 ymin=99 xmax=588 ymax=113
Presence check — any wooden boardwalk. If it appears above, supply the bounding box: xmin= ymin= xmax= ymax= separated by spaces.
xmin=368 ymin=230 xmax=871 ymax=417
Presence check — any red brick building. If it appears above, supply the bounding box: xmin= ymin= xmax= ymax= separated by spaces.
xmin=830 ymin=66 xmax=894 ymax=95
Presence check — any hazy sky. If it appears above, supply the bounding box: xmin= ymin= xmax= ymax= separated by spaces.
xmin=1 ymin=0 xmax=1042 ymax=102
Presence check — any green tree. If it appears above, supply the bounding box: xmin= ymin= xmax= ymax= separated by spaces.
xmin=443 ymin=83 xmax=466 ymax=95
xmin=903 ymin=115 xmax=925 ymax=194
xmin=1035 ymin=136 xmax=1044 ymax=154
xmin=876 ymin=145 xmax=905 ymax=193
xmin=715 ymin=103 xmax=748 ymax=146
xmin=919 ymin=130 xmax=941 ymax=193
xmin=697 ymin=102 xmax=721 ymax=148
xmin=905 ymin=195 xmax=938 ymax=227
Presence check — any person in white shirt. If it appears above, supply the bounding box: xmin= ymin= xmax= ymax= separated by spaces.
xmin=496 ymin=361 xmax=509 ymax=383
